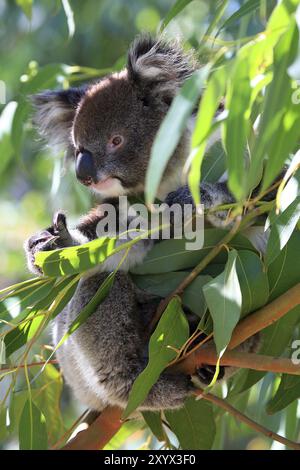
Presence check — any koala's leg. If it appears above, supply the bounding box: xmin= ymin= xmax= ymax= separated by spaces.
xmin=54 ymin=272 xmax=192 ymax=411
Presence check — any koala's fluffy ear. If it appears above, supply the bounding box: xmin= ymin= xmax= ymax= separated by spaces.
xmin=31 ymin=87 xmax=86 ymax=153
xmin=127 ymin=36 xmax=196 ymax=103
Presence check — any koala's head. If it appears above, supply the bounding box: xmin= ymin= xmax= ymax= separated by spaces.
xmin=32 ymin=36 xmax=196 ymax=199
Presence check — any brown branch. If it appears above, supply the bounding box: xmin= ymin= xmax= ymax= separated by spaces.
xmin=171 ymin=344 xmax=300 ymax=376
xmin=61 ymin=406 xmax=123 ymax=450
xmin=194 ymin=388 xmax=300 ymax=450
xmin=172 ymin=283 xmax=300 ymax=375
xmin=228 ymin=282 xmax=300 ymax=350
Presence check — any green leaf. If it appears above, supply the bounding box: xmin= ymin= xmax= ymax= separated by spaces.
xmin=160 ymin=0 xmax=194 ymax=30
xmin=0 ymin=339 xmax=5 ymax=365
xmin=267 ymin=231 xmax=300 ymax=300
xmin=30 ymin=364 xmax=64 ymax=444
xmin=59 ymin=272 xmax=114 ymax=340
xmin=0 ymin=102 xmax=18 ymax=175
xmin=217 ymin=0 xmax=260 ymax=34
xmin=35 ymin=234 xmax=150 ymax=277
xmin=188 ymin=66 xmax=227 ymax=204
xmin=265 ymin=196 xmax=300 ymax=266
xmin=11 ymin=97 xmax=30 ymax=158
xmin=236 ymin=250 xmax=269 ymax=316
xmin=203 ymin=249 xmax=242 ymax=356
xmin=266 ymin=375 xmax=300 ymax=414
xmin=21 ymin=63 xmax=69 ymax=94
xmin=248 ymin=21 xmax=299 ymax=192
xmin=4 ymin=276 xmax=79 ymax=358
xmin=142 ymin=411 xmax=165 ymax=442
xmin=0 ymin=278 xmax=55 ymax=321
xmin=19 ymin=400 xmax=48 ymax=450
xmin=201 ymin=140 xmax=227 ymax=183
xmin=230 ymin=305 xmax=300 ymax=395
xmin=123 ymin=297 xmax=189 ymax=419
xmin=131 ymin=228 xmax=255 ymax=275
xmin=165 ymin=397 xmax=216 ymax=450
xmin=131 ymin=272 xmax=211 ymax=317
xmin=16 ymin=0 xmax=33 ymax=20
xmin=61 ymin=0 xmax=75 ymax=38
xmin=145 ymin=67 xmax=210 ymax=205
xmin=223 ymin=55 xmax=251 ymax=201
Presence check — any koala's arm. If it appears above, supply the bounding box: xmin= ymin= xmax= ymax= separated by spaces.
xmin=24 ymin=208 xmax=153 ymax=276
xmin=165 ymin=181 xmax=235 ymax=227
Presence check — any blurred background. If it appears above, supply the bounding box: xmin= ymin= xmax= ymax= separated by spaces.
xmin=0 ymin=0 xmax=282 ymax=450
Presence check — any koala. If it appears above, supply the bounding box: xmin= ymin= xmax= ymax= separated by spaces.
xmin=25 ymin=36 xmax=261 ymax=412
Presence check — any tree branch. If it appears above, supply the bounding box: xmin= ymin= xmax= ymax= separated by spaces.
xmin=171 ymin=344 xmax=300 ymax=375
xmin=228 ymin=283 xmax=300 ymax=350
xmin=171 ymin=283 xmax=300 ymax=375
xmin=194 ymin=388 xmax=300 ymax=450
xmin=61 ymin=406 xmax=123 ymax=450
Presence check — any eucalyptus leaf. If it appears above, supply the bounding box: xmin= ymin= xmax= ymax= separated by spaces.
xmin=265 ymin=196 xmax=300 ymax=266
xmin=145 ymin=67 xmax=210 ymax=205
xmin=19 ymin=400 xmax=48 ymax=450
xmin=123 ymin=297 xmax=189 ymax=419
xmin=203 ymin=249 xmax=242 ymax=356
xmin=165 ymin=397 xmax=216 ymax=450
xmin=131 ymin=272 xmax=211 ymax=317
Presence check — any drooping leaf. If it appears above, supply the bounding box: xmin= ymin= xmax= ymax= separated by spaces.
xmin=123 ymin=297 xmax=189 ymax=419
xmin=265 ymin=196 xmax=300 ymax=266
xmin=19 ymin=400 xmax=48 ymax=450
xmin=30 ymin=364 xmax=64 ymax=444
xmin=0 ymin=278 xmax=55 ymax=321
xmin=235 ymin=250 xmax=269 ymax=316
xmin=217 ymin=0 xmax=260 ymax=34
xmin=4 ymin=276 xmax=79 ymax=358
xmin=61 ymin=0 xmax=75 ymax=38
xmin=188 ymin=66 xmax=227 ymax=204
xmin=145 ymin=67 xmax=210 ymax=205
xmin=165 ymin=397 xmax=216 ymax=450
xmin=267 ymin=231 xmax=300 ymax=300
xmin=160 ymin=0 xmax=194 ymax=30
xmin=203 ymin=249 xmax=242 ymax=356
xmin=266 ymin=375 xmax=300 ymax=414
xmin=142 ymin=411 xmax=166 ymax=442
xmin=248 ymin=14 xmax=299 ymax=192
xmin=0 ymin=102 xmax=18 ymax=175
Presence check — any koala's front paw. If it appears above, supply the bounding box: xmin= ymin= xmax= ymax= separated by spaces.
xmin=24 ymin=212 xmax=72 ymax=275
xmin=195 ymin=364 xmax=225 ymax=385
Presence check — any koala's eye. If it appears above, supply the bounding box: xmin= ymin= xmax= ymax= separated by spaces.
xmin=108 ymin=135 xmax=124 ymax=150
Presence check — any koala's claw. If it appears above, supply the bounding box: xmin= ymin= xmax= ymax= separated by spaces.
xmin=25 ymin=212 xmax=71 ymax=275
xmin=196 ymin=364 xmax=225 ymax=385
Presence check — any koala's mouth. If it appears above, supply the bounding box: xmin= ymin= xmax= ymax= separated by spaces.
xmin=90 ymin=176 xmax=127 ymax=197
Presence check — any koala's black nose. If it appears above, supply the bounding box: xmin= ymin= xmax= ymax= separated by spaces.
xmin=75 ymin=150 xmax=96 ymax=185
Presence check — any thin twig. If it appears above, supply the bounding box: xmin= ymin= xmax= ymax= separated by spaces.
xmin=0 ymin=359 xmax=58 ymax=374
